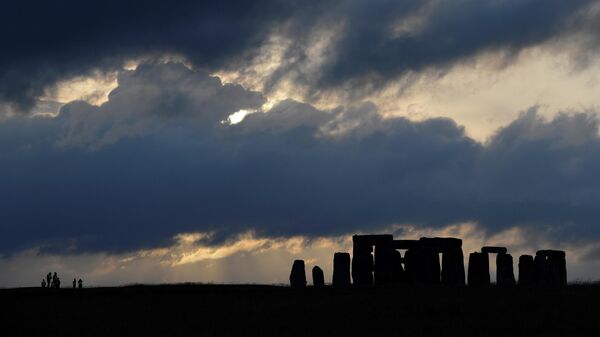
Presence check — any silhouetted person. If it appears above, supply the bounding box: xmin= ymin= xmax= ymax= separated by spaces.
xmin=289 ymin=260 xmax=306 ymax=288
xmin=46 ymin=272 xmax=52 ymax=288
xmin=56 ymin=277 xmax=61 ymax=288
xmin=78 ymin=279 xmax=83 ymax=289
xmin=52 ymin=272 xmax=58 ymax=288
xmin=41 ymin=279 xmax=46 ymax=288
xmin=312 ymin=266 xmax=325 ymax=287
xmin=73 ymin=278 xmax=77 ymax=288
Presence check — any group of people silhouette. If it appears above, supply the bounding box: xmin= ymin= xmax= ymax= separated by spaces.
xmin=41 ymin=272 xmax=83 ymax=289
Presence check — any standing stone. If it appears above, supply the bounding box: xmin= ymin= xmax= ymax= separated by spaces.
xmin=352 ymin=237 xmax=374 ymax=286
xmin=537 ymin=250 xmax=567 ymax=286
xmin=312 ymin=266 xmax=325 ymax=287
xmin=333 ymin=252 xmax=351 ymax=287
xmin=423 ymin=247 xmax=441 ymax=284
xmin=289 ymin=260 xmax=306 ymax=288
xmin=442 ymin=247 xmax=466 ymax=286
xmin=404 ymin=248 xmax=419 ymax=285
xmin=404 ymin=247 xmax=441 ymax=285
xmin=533 ymin=254 xmax=548 ymax=285
xmin=391 ymin=250 xmax=407 ymax=284
xmin=518 ymin=255 xmax=535 ymax=286
xmin=468 ymin=252 xmax=490 ymax=287
xmin=496 ymin=253 xmax=516 ymax=287
xmin=374 ymin=237 xmax=395 ymax=285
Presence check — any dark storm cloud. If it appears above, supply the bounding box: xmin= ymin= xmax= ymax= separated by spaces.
xmin=0 ymin=0 xmax=312 ymax=111
xmin=318 ymin=0 xmax=595 ymax=88
xmin=1 ymin=0 xmax=598 ymax=111
xmin=1 ymin=63 xmax=600 ymax=254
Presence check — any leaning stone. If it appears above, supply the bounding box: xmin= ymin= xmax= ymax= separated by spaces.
xmin=312 ymin=266 xmax=325 ymax=287
xmin=333 ymin=252 xmax=351 ymax=287
xmin=289 ymin=260 xmax=306 ymax=288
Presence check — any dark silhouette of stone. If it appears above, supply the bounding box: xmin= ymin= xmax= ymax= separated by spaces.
xmin=481 ymin=246 xmax=508 ymax=254
xmin=352 ymin=235 xmax=395 ymax=286
xmin=289 ymin=260 xmax=306 ymax=288
xmin=333 ymin=252 xmax=351 ymax=287
xmin=442 ymin=247 xmax=465 ymax=286
xmin=416 ymin=237 xmax=464 ymax=286
xmin=406 ymin=246 xmax=441 ymax=285
xmin=422 ymin=247 xmax=441 ymax=284
xmin=374 ymin=238 xmax=395 ymax=285
xmin=468 ymin=252 xmax=490 ymax=286
xmin=518 ymin=255 xmax=535 ymax=286
xmin=46 ymin=272 xmax=51 ymax=289
xmin=535 ymin=250 xmax=567 ymax=286
xmin=496 ymin=253 xmax=516 ymax=287
xmin=391 ymin=250 xmax=407 ymax=284
xmin=78 ymin=278 xmax=83 ymax=289
xmin=533 ymin=254 xmax=547 ymax=285
xmin=73 ymin=278 xmax=77 ymax=289
xmin=312 ymin=266 xmax=325 ymax=287
xmin=420 ymin=237 xmax=462 ymax=251
xmin=403 ymin=248 xmax=419 ymax=285
xmin=348 ymin=233 xmax=566 ymax=289
xmin=352 ymin=236 xmax=374 ymax=286
xmin=392 ymin=240 xmax=420 ymax=250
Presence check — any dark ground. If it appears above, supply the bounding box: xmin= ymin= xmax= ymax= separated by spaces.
xmin=0 ymin=284 xmax=598 ymax=337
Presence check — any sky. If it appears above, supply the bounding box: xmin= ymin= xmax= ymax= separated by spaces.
xmin=2 ymin=0 xmax=600 ymax=287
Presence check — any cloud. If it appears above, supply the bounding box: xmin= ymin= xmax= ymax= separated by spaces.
xmin=1 ymin=63 xmax=600 ymax=256
xmin=1 ymin=0 xmax=598 ymax=112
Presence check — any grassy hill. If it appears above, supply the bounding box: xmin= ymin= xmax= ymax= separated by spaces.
xmin=1 ymin=283 xmax=598 ymax=336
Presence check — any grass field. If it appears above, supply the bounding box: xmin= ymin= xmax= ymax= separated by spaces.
xmin=1 ymin=283 xmax=598 ymax=337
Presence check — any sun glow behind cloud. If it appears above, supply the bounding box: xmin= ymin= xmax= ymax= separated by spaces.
xmin=2 ymin=223 xmax=599 ymax=287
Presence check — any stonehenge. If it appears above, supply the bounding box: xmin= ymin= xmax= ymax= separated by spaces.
xmin=352 ymin=235 xmax=465 ymax=286
xmin=289 ymin=234 xmax=567 ymax=288
xmin=289 ymin=260 xmax=306 ymax=288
